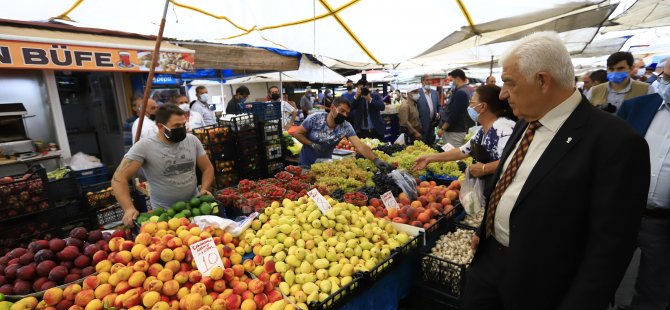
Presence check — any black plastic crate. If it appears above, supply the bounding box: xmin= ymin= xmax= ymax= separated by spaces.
xmin=404 ymin=281 xmax=461 ymax=309
xmin=73 ymin=166 xmax=109 ymax=187
xmin=192 ymin=125 xmax=217 ymax=145
xmin=266 ymin=160 xmax=284 ymax=176
xmin=264 ymin=140 xmax=283 ymax=160
xmin=96 ymin=204 xmax=124 ymax=227
xmin=395 ymin=231 xmax=424 ymax=256
xmin=213 ymin=159 xmax=236 ymax=175
xmin=241 ymin=102 xmax=281 ymax=122
xmin=47 ymin=170 xmax=82 ymax=202
xmin=419 ymin=252 xmax=468 ymax=298
xmin=308 ymin=273 xmax=364 ymax=310
xmin=360 ymin=250 xmax=399 ymax=284
xmin=86 ymin=187 xmax=116 ymax=209
xmin=215 ymin=172 xmax=239 ymax=189
xmin=221 ymin=114 xmax=257 ymax=131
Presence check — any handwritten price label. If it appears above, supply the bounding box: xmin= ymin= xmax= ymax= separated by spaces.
xmin=308 ymin=189 xmax=331 ymax=214
xmin=381 ymin=191 xmax=400 ymax=210
xmin=189 ymin=237 xmax=224 ymax=276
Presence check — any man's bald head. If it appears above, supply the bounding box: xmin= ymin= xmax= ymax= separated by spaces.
xmin=134 ymin=98 xmax=158 ymax=117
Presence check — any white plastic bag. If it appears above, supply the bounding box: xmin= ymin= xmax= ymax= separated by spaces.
xmin=388 ymin=170 xmax=418 ymax=200
xmin=459 ymin=169 xmax=484 ymax=214
xmin=66 ymin=152 xmax=103 ymax=171
xmin=193 ymin=212 xmax=259 ymax=237
xmin=394 ymin=134 xmax=406 ymax=145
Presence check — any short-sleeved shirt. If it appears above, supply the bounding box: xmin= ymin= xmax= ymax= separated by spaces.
xmin=299 ymin=112 xmax=357 ymax=166
xmin=124 ymin=134 xmax=205 ymax=208
xmin=131 ymin=116 xmax=158 ymax=144
xmin=190 ymin=101 xmax=217 ymax=126
xmin=459 ymin=117 xmax=516 ymax=161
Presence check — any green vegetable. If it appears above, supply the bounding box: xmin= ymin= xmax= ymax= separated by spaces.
xmin=192 ymin=208 xmax=201 ymax=216
xmin=166 ymin=208 xmax=176 ymax=217
xmin=152 ymin=208 xmax=165 ymax=216
xmin=182 ymin=209 xmax=192 ymax=217
xmin=174 ymin=213 xmax=185 ymax=219
xmin=200 ymin=203 xmax=212 ymax=215
xmin=172 ymin=201 xmax=186 ymax=212
xmin=190 ymin=198 xmax=201 ymax=208
xmin=200 ymin=195 xmax=214 ymax=203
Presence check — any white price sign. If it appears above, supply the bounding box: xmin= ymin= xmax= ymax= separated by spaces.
xmin=441 ymin=143 xmax=455 ymax=152
xmin=381 ymin=191 xmax=400 ymax=210
xmin=189 ymin=237 xmax=224 ymax=276
xmin=308 ymin=189 xmax=331 ymax=214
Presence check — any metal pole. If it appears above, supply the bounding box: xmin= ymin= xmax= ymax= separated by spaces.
xmin=489 ymin=55 xmax=494 ymax=77
xmin=134 ymin=0 xmax=170 ymax=144
xmin=279 ymin=71 xmax=283 ymax=99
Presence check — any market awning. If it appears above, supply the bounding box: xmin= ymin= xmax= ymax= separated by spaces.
xmin=178 ymin=43 xmax=299 ymax=71
xmin=603 ymin=0 xmax=670 ymax=32
xmin=0 ymin=20 xmax=195 ymax=72
xmin=224 ymin=56 xmax=346 ymax=85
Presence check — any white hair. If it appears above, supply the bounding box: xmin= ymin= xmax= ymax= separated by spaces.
xmin=499 ymin=31 xmax=575 ymax=89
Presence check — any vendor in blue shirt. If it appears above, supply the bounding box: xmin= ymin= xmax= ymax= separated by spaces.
xmin=292 ymin=97 xmax=392 ymax=169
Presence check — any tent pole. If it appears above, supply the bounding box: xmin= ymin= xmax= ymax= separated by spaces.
xmin=279 ymin=71 xmax=283 ymax=99
xmin=134 ymin=0 xmax=170 ymax=144
xmin=219 ymin=77 xmax=224 ymax=112
xmin=489 ymin=56 xmax=494 ymax=76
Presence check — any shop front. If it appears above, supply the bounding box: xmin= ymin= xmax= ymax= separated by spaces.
xmin=0 ymin=20 xmax=195 ymax=174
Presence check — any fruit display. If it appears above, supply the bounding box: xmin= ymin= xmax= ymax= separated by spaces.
xmin=0 ymin=226 xmax=111 ymax=296
xmin=310 ymin=158 xmax=376 ymax=193
xmin=335 ymin=137 xmax=355 ymax=152
xmin=2 ymin=218 xmax=295 ymax=310
xmin=86 ymin=187 xmax=115 ymax=208
xmin=283 ymin=134 xmax=302 ymax=156
xmin=0 ymin=171 xmax=48 ymax=221
xmin=46 ymin=168 xmax=71 ymax=181
xmin=240 ymin=197 xmax=413 ymax=307
xmin=136 ymin=195 xmax=219 ymax=225
xmin=373 ymin=144 xmax=406 ymax=156
xmin=360 ymin=138 xmax=383 ymax=150
xmin=367 ymin=180 xmax=460 ymax=228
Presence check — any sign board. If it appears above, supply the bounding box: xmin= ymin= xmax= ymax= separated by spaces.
xmin=189 ymin=237 xmax=224 ymax=276
xmin=307 ymin=189 xmax=331 ymax=214
xmin=381 ymin=191 xmax=400 ymax=210
xmin=0 ymin=40 xmax=195 ymax=72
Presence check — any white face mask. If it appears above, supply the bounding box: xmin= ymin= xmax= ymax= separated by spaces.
xmin=179 ymin=104 xmax=190 ymax=112
xmin=637 ymin=68 xmax=646 ymax=77
xmin=411 ymin=93 xmax=420 ymax=101
xmin=199 ymin=93 xmax=209 ymax=102
xmin=423 ymin=84 xmax=431 ymax=91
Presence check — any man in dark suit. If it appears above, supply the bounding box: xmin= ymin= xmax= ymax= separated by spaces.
xmin=461 ymin=31 xmax=651 ymax=310
xmin=417 ymin=75 xmax=439 ymax=144
xmin=617 ymin=63 xmax=670 ymax=310
xmin=348 ymin=79 xmax=386 ymax=139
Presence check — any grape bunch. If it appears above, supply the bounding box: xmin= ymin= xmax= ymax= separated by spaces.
xmin=372 ymin=172 xmax=403 ymax=196
xmin=329 ymin=188 xmax=345 ymax=201
xmin=374 ymin=144 xmax=407 ymax=155
xmin=358 ymin=186 xmax=382 ymax=199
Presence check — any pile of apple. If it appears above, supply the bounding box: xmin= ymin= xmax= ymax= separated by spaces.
xmin=367 ymin=180 xmax=460 ymax=228
xmin=335 ymin=137 xmax=355 ymax=152
xmin=11 ymin=218 xmax=294 ymax=310
xmin=240 ymin=197 xmax=411 ymax=307
xmin=0 ymin=227 xmax=112 ymax=296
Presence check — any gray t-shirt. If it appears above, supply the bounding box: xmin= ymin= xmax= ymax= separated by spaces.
xmin=125 ymin=134 xmax=205 ymax=208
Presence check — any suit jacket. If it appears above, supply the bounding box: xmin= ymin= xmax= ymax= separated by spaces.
xmin=474 ymin=97 xmax=650 ymax=310
xmin=348 ymin=92 xmax=386 ymax=136
xmin=617 ymin=93 xmax=664 ymax=136
xmin=417 ymin=88 xmax=439 ymax=143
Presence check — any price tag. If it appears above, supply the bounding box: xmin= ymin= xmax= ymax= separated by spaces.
xmin=441 ymin=143 xmax=455 ymax=152
xmin=381 ymin=191 xmax=400 ymax=210
xmin=189 ymin=237 xmax=224 ymax=276
xmin=308 ymin=189 xmax=331 ymax=214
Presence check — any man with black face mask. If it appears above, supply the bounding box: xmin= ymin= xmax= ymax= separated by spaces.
xmin=131 ymin=98 xmax=159 ymax=144
xmin=112 ymin=104 xmax=215 ymax=226
xmin=267 ymin=86 xmax=297 ymax=130
xmin=291 ymin=97 xmax=392 ymax=169
xmin=341 ymin=79 xmax=356 ymax=104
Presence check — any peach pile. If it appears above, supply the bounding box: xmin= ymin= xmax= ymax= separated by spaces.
xmin=368 ymin=180 xmax=461 ymax=228
xmin=19 ymin=218 xmax=294 ymax=310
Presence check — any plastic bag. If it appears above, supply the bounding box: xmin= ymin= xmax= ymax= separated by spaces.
xmin=388 ymin=169 xmax=418 ymax=200
xmin=66 ymin=152 xmax=103 ymax=171
xmin=394 ymin=133 xmax=406 ymax=145
xmin=459 ymin=169 xmax=484 ymax=215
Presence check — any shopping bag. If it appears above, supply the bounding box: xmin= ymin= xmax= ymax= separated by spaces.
xmin=388 ymin=170 xmax=418 ymax=201
xmin=394 ymin=133 xmax=406 ymax=145
xmin=459 ymin=169 xmax=484 ymax=214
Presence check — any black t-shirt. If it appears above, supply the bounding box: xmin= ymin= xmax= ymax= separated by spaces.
xmin=446 ymin=87 xmax=473 ymax=132
xmin=226 ymin=97 xmax=241 ymax=114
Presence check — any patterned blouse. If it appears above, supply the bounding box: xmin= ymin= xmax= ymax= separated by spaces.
xmin=459 ymin=117 xmax=516 ymax=161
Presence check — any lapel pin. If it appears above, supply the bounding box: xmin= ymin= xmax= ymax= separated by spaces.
xmin=566 ymin=137 xmax=572 ymax=144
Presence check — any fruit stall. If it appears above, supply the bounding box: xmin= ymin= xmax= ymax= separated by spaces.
xmin=0 ymin=138 xmax=480 ymax=310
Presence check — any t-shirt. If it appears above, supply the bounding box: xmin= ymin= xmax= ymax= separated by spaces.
xmin=301 ymin=96 xmax=314 ymax=115
xmin=124 ymin=134 xmax=205 ymax=208
xmin=299 ymin=112 xmax=357 ymax=166
xmin=459 ymin=117 xmax=516 ymax=161
xmin=131 ymin=116 xmax=158 ymax=144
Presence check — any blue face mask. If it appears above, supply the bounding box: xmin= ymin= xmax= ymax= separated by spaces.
xmin=607 ymin=71 xmax=629 ymax=84
xmin=467 ymin=104 xmax=481 ymax=123
xmin=658 ymin=79 xmax=670 ymax=102
xmin=239 ymin=97 xmax=247 ymax=104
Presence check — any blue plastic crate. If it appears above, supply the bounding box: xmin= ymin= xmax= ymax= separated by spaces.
xmin=74 ymin=166 xmax=109 ymax=187
xmin=241 ymin=102 xmax=281 ymax=121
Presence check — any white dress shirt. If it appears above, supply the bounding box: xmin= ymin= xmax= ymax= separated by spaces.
xmin=493 ymin=89 xmax=582 ymax=246
xmin=187 ymin=111 xmax=206 ymax=131
xmin=425 ymin=89 xmax=434 ymax=116
xmin=190 ymin=100 xmax=217 ymax=126
xmin=644 ymin=100 xmax=670 ymax=209
xmin=131 ymin=116 xmax=158 ymax=144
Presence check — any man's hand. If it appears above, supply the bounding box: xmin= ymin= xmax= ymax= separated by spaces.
xmin=199 ymin=189 xmax=211 ymax=196
xmin=471 ymin=235 xmax=480 ymax=251
xmin=413 ymin=132 xmax=422 ymax=140
xmin=373 ymin=158 xmax=393 ymax=171
xmin=413 ymin=155 xmax=431 ymax=171
xmin=123 ymin=208 xmax=139 ymax=227
xmin=469 ymin=163 xmax=486 ymax=177
xmin=364 ymin=94 xmax=372 ymax=102
xmin=442 ymin=123 xmax=449 ymax=130
xmin=311 ymin=143 xmax=329 ymax=153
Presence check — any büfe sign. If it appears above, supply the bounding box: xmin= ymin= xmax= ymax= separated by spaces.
xmin=0 ymin=40 xmax=195 ymax=72
xmin=189 ymin=237 xmax=224 ymax=276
